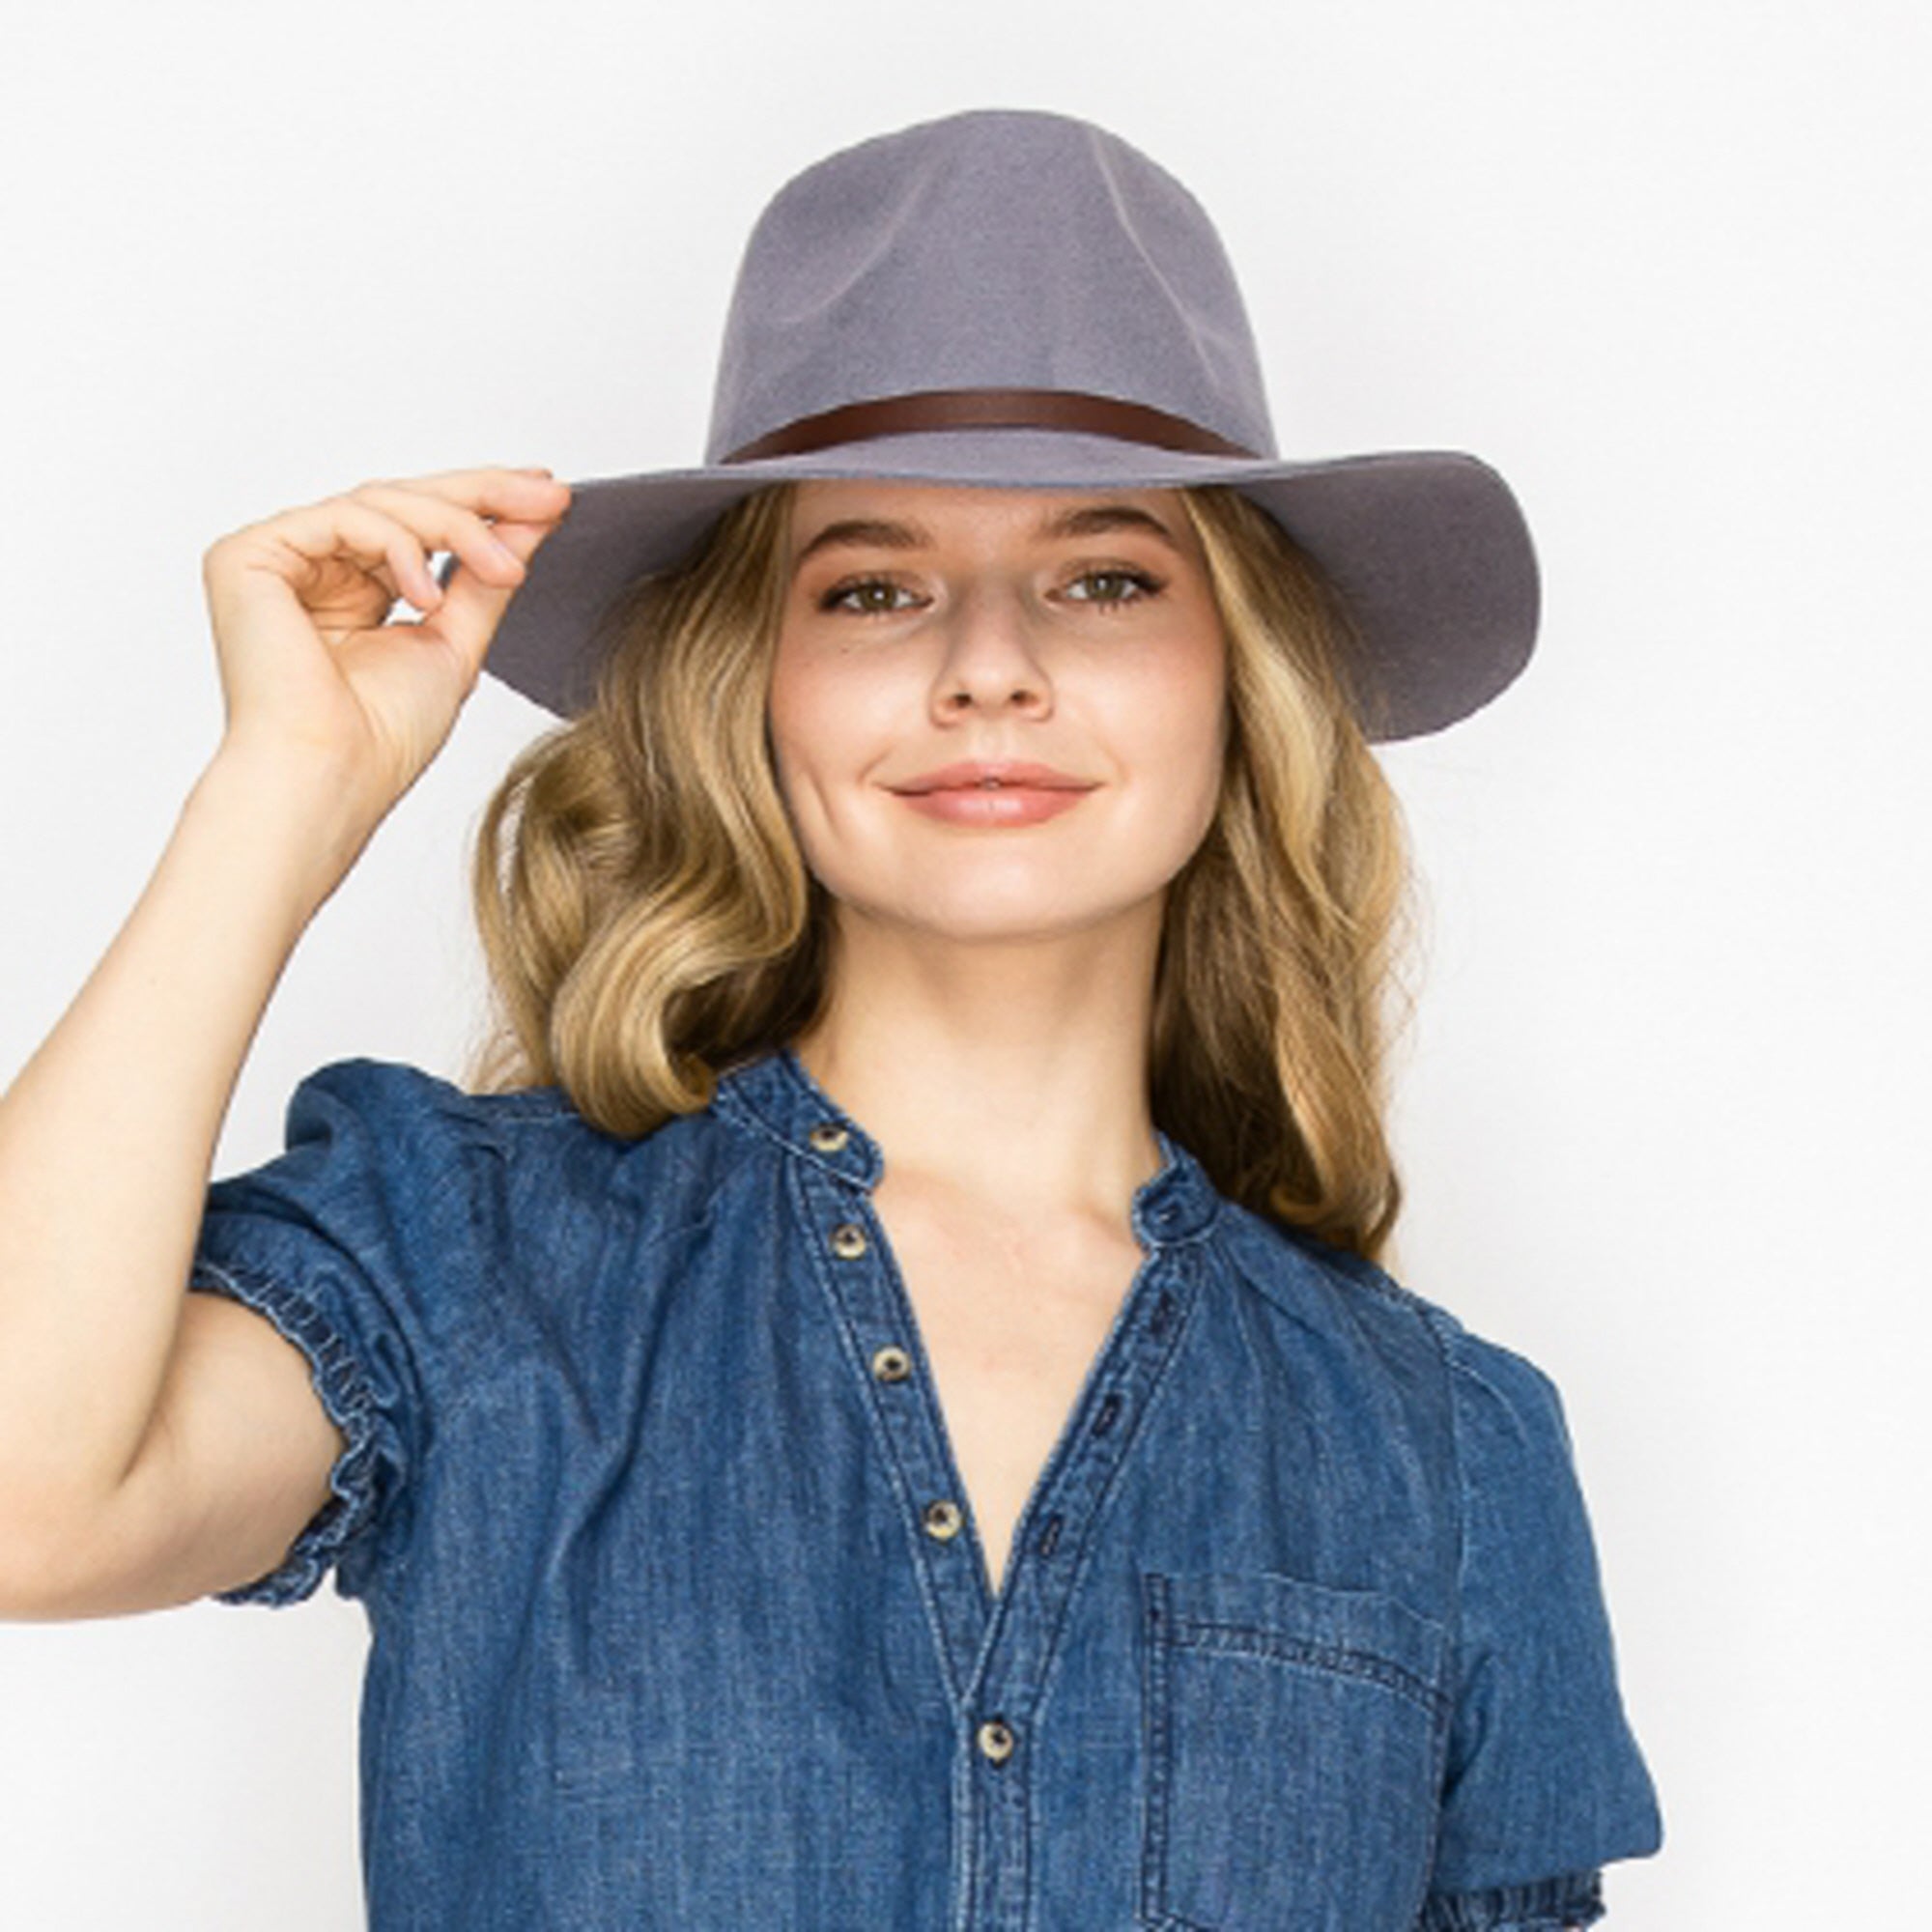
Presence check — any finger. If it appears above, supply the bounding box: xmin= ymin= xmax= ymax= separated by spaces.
xmin=366 ymin=477 xmax=573 ymax=613
xmin=243 ymin=497 xmax=503 ymax=616
xmin=412 ymin=510 xmax=567 ymax=671
xmin=355 ymin=466 xmax=573 ymax=524
xmin=418 ymin=524 xmax=533 ymax=616
xmin=349 ymin=478 xmax=569 ymax=583
xmin=357 ymin=490 xmax=563 ymax=611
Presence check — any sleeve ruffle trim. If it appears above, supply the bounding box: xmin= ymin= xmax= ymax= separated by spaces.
xmin=1419 ymin=1867 xmax=1605 ymax=1931
xmin=187 ymin=1255 xmax=387 ymax=1606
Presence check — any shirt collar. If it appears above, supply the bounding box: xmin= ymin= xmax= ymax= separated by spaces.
xmin=711 ymin=1042 xmax=1221 ymax=1247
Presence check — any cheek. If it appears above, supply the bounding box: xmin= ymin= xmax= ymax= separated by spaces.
xmin=1110 ymin=625 xmax=1228 ymax=812
xmin=765 ymin=637 xmax=896 ymax=819
xmin=763 ymin=642 xmax=810 ymax=794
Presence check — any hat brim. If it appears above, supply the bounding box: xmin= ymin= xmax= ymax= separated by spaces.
xmin=440 ymin=431 xmax=1537 ymax=743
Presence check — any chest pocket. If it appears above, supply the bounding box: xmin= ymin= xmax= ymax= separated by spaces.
xmin=1138 ymin=1570 xmax=1452 ymax=1932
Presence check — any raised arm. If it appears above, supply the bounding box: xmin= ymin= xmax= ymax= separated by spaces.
xmin=0 ymin=467 xmax=568 ymax=1616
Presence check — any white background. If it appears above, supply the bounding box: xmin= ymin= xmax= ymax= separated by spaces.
xmin=2 ymin=1 xmax=1926 ymax=1925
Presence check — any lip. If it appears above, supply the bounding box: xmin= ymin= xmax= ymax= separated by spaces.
xmin=886 ymin=759 xmax=1097 ymax=795
xmin=895 ymin=784 xmax=1092 ymax=828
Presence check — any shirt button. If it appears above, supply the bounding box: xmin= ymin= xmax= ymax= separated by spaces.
xmin=923 ymin=1498 xmax=963 ymax=1540
xmin=870 ymin=1345 xmax=912 ymax=1382
xmin=977 ymin=1718 xmax=1016 ymax=1765
xmin=808 ymin=1122 xmax=850 ymax=1152
xmin=830 ymin=1222 xmax=868 ymax=1259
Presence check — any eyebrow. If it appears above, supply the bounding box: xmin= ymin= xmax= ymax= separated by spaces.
xmin=790 ymin=502 xmax=1184 ymax=571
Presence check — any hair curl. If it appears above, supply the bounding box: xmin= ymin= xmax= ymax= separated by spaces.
xmin=460 ymin=482 xmax=1425 ymax=1266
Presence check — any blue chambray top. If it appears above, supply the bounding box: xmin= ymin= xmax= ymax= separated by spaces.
xmin=187 ymin=1044 xmax=1662 ymax=1932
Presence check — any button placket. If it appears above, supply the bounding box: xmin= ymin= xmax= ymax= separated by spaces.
xmin=965 ymin=1243 xmax=1205 ymax=1757
xmin=801 ymin=1096 xmax=1209 ymax=1767
xmin=811 ymin=1167 xmax=993 ymax=1694
xmin=712 ymin=1049 xmax=1221 ymax=1929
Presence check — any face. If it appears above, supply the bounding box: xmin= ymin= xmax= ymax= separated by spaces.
xmin=766 ymin=478 xmax=1229 ymax=945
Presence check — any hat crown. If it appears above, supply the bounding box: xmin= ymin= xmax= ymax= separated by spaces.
xmin=704 ymin=108 xmax=1279 ymax=466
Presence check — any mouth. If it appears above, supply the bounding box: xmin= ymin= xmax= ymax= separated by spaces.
xmin=913 ymin=780 xmax=1082 ymax=793
xmin=890 ymin=781 xmax=1095 ymax=826
xmin=888 ymin=760 xmax=1098 ymax=795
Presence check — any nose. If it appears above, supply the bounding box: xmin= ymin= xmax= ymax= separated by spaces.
xmin=932 ymin=579 xmax=1052 ymax=715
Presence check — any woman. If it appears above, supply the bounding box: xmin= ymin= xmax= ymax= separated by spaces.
xmin=0 ymin=109 xmax=1662 ymax=1928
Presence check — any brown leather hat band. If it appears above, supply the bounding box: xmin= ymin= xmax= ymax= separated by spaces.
xmin=720 ymin=386 xmax=1259 ymax=465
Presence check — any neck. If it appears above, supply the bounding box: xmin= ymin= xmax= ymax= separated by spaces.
xmin=788 ymin=903 xmax=1165 ymax=1227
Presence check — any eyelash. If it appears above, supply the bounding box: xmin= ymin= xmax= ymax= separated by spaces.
xmin=816 ymin=567 xmax=1165 ymax=617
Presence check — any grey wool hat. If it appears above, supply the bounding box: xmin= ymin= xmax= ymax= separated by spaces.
xmin=451 ymin=106 xmax=1539 ymax=742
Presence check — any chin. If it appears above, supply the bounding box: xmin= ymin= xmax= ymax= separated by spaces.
xmin=835 ymin=872 xmax=1161 ymax=940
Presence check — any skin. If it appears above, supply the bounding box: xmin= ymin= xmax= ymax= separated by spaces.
xmin=769 ymin=477 xmax=1233 ymax=1596
xmin=770 ymin=477 xmax=1229 ymax=1240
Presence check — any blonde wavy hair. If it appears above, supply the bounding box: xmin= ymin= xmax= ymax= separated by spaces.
xmin=459 ymin=482 xmax=1425 ymax=1266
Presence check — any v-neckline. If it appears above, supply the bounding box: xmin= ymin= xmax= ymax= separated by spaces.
xmin=864 ymin=1180 xmax=1158 ymax=1613
xmin=714 ymin=1039 xmax=1221 ymax=1676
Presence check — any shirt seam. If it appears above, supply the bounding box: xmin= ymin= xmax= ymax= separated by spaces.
xmin=1408 ymin=1301 xmax=1469 ymax=1915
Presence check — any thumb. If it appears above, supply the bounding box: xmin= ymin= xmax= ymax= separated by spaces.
xmin=423 ymin=506 xmax=566 ymax=678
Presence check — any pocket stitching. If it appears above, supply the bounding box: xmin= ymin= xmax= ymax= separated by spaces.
xmin=1163 ymin=1615 xmax=1449 ymax=1722
xmin=1139 ymin=1569 xmax=1449 ymax=1931
xmin=1139 ymin=1574 xmax=1222 ymax=1932
xmin=1138 ymin=1571 xmax=1175 ymax=1928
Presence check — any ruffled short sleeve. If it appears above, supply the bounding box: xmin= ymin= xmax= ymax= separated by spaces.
xmin=186 ymin=1058 xmax=483 ymax=1608
xmin=1415 ymin=1318 xmax=1664 ymax=1928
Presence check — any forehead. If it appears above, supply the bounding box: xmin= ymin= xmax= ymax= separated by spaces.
xmin=784 ymin=477 xmax=1199 ymax=555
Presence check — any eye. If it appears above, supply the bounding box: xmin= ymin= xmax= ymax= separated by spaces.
xmin=1062 ymin=567 xmax=1164 ymax=611
xmin=818 ymin=575 xmax=923 ymax=616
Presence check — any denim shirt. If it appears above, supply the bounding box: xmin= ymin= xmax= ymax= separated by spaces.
xmin=187 ymin=1045 xmax=1662 ymax=1931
